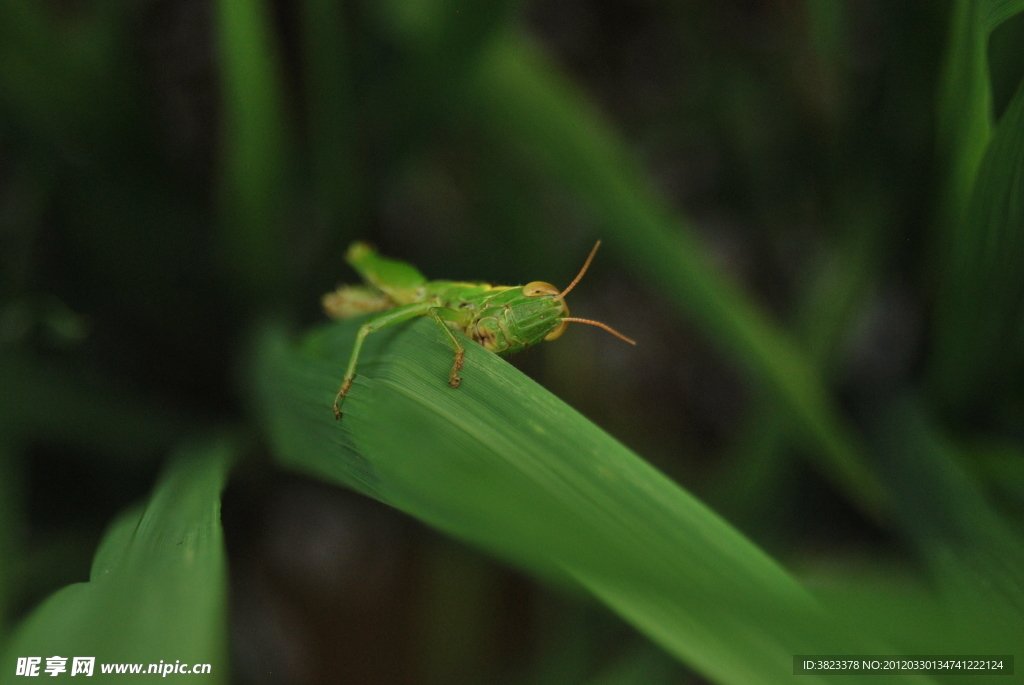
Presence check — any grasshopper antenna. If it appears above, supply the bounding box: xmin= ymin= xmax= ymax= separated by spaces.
xmin=559 ymin=240 xmax=602 ymax=300
xmin=557 ymin=242 xmax=636 ymax=345
xmin=561 ymin=318 xmax=636 ymax=345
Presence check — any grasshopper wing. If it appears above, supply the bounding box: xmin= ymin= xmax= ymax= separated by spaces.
xmin=322 ymin=285 xmax=394 ymax=319
xmin=346 ymin=242 xmax=426 ymax=304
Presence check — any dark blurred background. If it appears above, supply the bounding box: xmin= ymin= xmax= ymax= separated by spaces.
xmin=4 ymin=0 xmax=1022 ymax=682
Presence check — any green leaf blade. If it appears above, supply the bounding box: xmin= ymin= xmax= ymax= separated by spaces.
xmin=930 ymin=76 xmax=1024 ymax=405
xmin=215 ymin=0 xmax=291 ymax=300
xmin=0 ymin=440 xmax=233 ymax=683
xmin=254 ymin=319 xmax=926 ymax=685
xmin=464 ymin=34 xmax=889 ymax=523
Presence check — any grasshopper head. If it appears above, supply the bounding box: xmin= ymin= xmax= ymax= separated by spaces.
xmin=521 ymin=281 xmax=570 ymax=340
xmin=519 ymin=241 xmax=636 ymax=346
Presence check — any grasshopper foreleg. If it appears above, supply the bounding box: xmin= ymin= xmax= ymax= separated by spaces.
xmin=333 ymin=302 xmax=432 ymax=419
xmin=428 ymin=307 xmax=468 ymax=387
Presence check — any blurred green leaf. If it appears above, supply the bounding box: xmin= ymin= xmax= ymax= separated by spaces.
xmin=215 ymin=0 xmax=291 ymax=301
xmin=714 ymin=196 xmax=887 ymax=528
xmin=0 ymin=0 xmax=131 ymax=152
xmin=930 ymin=74 xmax=1024 ymax=406
xmin=806 ymin=0 xmax=846 ymax=70
xmin=0 ymin=441 xmax=21 ymax=640
xmin=464 ymin=33 xmax=889 ymax=522
xmin=809 ymin=569 xmax=949 ymax=657
xmin=969 ymin=439 xmax=1024 ymax=509
xmin=416 ymin=539 xmax=496 ymax=685
xmin=868 ymin=396 xmax=1024 ymax=609
xmin=585 ymin=643 xmax=676 ymax=685
xmin=810 ymin=560 xmax=1024 ymax=685
xmin=988 ymin=11 xmax=1024 ymax=121
xmin=935 ymin=0 xmax=1024 ymax=224
xmin=254 ymin=318 xmax=925 ymax=685
xmin=0 ymin=354 xmax=183 ymax=463
xmin=933 ymin=1 xmax=1024 ymax=409
xmin=300 ymin=0 xmax=358 ymax=240
xmin=0 ymin=439 xmax=233 ymax=683
xmin=379 ymin=0 xmax=519 ymax=64
xmin=524 ymin=594 xmax=598 ymax=685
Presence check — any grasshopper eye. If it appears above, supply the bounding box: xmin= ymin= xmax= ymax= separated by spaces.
xmin=523 ymin=281 xmax=560 ymax=297
xmin=544 ymin=320 xmax=568 ymax=341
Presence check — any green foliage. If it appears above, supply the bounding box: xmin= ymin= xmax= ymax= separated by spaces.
xmin=0 ymin=441 xmax=233 ymax=684
xmin=935 ymin=0 xmax=1024 ymax=223
xmin=930 ymin=0 xmax=1024 ymax=410
xmin=255 ymin=318 xmax=918 ymax=685
xmin=931 ymin=76 xmax=1024 ymax=406
xmin=216 ymin=0 xmax=291 ymax=301
xmin=467 ymin=34 xmax=889 ymax=520
xmin=3 ymin=0 xmax=1024 ymax=681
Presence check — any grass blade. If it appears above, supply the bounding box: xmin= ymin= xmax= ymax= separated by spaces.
xmin=253 ymin=319 xmax=928 ymax=685
xmin=215 ymin=0 xmax=290 ymax=300
xmin=464 ymin=34 xmax=888 ymax=522
xmin=930 ymin=75 xmax=1024 ymax=405
xmin=0 ymin=354 xmax=182 ymax=463
xmin=935 ymin=0 xmax=1024 ymax=223
xmin=0 ymin=440 xmax=233 ymax=682
xmin=300 ymin=0 xmax=358 ymax=239
xmin=867 ymin=397 xmax=1024 ymax=612
xmin=812 ymin=560 xmax=1024 ymax=680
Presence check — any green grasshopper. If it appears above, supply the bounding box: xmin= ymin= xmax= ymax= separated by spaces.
xmin=323 ymin=240 xmax=635 ymax=418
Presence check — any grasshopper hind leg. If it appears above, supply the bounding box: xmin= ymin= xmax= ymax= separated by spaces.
xmin=332 ymin=302 xmax=433 ymax=419
xmin=333 ymin=379 xmax=352 ymax=420
xmin=429 ymin=307 xmax=469 ymax=388
xmin=448 ymin=348 xmax=465 ymax=387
